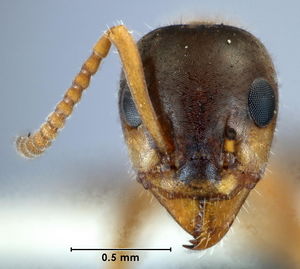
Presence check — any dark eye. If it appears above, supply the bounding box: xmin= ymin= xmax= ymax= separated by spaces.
xmin=248 ymin=78 xmax=276 ymax=127
xmin=121 ymin=90 xmax=142 ymax=127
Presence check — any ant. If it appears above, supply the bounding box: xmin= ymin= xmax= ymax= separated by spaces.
xmin=16 ymin=22 xmax=277 ymax=249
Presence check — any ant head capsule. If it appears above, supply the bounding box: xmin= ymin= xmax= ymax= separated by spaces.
xmin=119 ymin=24 xmax=278 ymax=249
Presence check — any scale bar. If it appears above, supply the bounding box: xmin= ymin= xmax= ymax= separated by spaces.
xmin=70 ymin=247 xmax=172 ymax=252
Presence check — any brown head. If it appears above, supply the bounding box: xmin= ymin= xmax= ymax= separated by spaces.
xmin=119 ymin=24 xmax=278 ymax=249
xmin=15 ymin=22 xmax=277 ymax=250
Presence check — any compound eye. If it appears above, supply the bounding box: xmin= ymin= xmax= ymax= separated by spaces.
xmin=248 ymin=78 xmax=276 ymax=127
xmin=121 ymin=90 xmax=142 ymax=128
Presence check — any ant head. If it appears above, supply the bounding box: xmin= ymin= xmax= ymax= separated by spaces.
xmin=119 ymin=24 xmax=278 ymax=249
xmin=16 ymin=22 xmax=277 ymax=250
